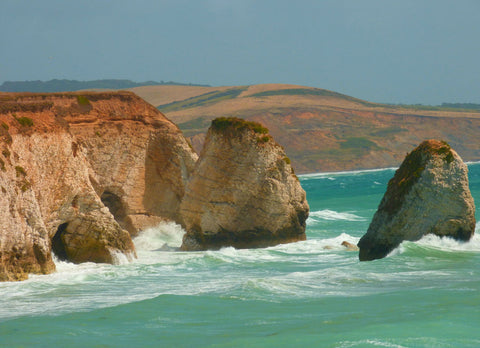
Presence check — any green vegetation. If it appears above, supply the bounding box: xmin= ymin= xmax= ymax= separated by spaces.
xmin=257 ymin=135 xmax=271 ymax=143
xmin=1 ymin=122 xmax=8 ymax=130
xmin=251 ymin=88 xmax=380 ymax=108
xmin=382 ymin=140 xmax=454 ymax=215
xmin=371 ymin=127 xmax=407 ymax=137
xmin=211 ymin=117 xmax=269 ymax=134
xmin=158 ymin=87 xmax=247 ymax=112
xmin=20 ymin=180 xmax=31 ymax=192
xmin=15 ymin=166 xmax=26 ymax=177
xmin=76 ymin=95 xmax=91 ymax=106
xmin=16 ymin=116 xmax=34 ymax=127
xmin=383 ymin=146 xmax=426 ymax=215
xmin=340 ymin=137 xmax=380 ymax=155
xmin=435 ymin=141 xmax=454 ymax=164
xmin=2 ymin=149 xmax=10 ymax=158
xmin=441 ymin=103 xmax=480 ymax=111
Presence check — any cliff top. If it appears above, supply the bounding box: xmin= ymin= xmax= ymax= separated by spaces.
xmin=0 ymin=91 xmax=172 ymax=136
xmin=383 ymin=139 xmax=456 ymax=215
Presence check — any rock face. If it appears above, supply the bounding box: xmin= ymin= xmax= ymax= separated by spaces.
xmin=179 ymin=117 xmax=309 ymax=250
xmin=0 ymin=91 xmax=197 ymax=280
xmin=358 ymin=140 xmax=476 ymax=261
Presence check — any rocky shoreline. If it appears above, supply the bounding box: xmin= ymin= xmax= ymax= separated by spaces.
xmin=0 ymin=93 xmax=308 ymax=281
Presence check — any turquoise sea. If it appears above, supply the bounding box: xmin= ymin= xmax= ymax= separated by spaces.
xmin=2 ymin=164 xmax=480 ymax=347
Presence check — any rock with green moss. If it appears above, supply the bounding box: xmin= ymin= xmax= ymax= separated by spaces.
xmin=358 ymin=139 xmax=475 ymax=261
xmin=180 ymin=117 xmax=309 ymax=250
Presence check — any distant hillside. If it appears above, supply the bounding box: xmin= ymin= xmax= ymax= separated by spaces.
xmin=130 ymin=84 xmax=480 ymax=173
xmin=0 ymin=79 xmax=210 ymax=92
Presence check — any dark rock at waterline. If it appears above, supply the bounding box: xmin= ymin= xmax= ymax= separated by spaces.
xmin=358 ymin=140 xmax=475 ymax=261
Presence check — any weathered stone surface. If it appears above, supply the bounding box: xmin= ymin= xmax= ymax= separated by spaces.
xmin=358 ymin=140 xmax=476 ymax=261
xmin=180 ymin=117 xmax=309 ymax=250
xmin=0 ymin=91 xmax=198 ymax=280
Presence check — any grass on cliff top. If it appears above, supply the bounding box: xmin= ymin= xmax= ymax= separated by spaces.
xmin=211 ymin=117 xmax=269 ymax=135
xmin=157 ymin=87 xmax=248 ymax=113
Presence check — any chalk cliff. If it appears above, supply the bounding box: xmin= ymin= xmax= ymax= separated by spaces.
xmin=358 ymin=140 xmax=476 ymax=261
xmin=0 ymin=92 xmax=197 ymax=280
xmin=180 ymin=117 xmax=309 ymax=250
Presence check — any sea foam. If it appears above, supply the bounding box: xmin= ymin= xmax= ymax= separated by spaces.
xmin=308 ymin=209 xmax=366 ymax=222
xmin=133 ymin=221 xmax=186 ymax=251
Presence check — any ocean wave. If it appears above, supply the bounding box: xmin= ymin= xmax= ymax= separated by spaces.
xmin=387 ymin=233 xmax=480 ymax=259
xmin=414 ymin=233 xmax=480 ymax=252
xmin=308 ymin=209 xmax=366 ymax=222
xmin=133 ymin=221 xmax=186 ymax=251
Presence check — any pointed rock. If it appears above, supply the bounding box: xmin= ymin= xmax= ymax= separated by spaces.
xmin=180 ymin=117 xmax=309 ymax=250
xmin=358 ymin=140 xmax=475 ymax=261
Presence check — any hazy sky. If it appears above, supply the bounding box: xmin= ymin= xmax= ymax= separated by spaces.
xmin=1 ymin=0 xmax=479 ymax=104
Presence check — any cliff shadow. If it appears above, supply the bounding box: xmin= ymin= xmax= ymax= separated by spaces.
xmin=52 ymin=223 xmax=68 ymax=261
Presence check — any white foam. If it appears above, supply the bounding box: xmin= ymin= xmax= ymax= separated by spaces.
xmin=414 ymin=233 xmax=480 ymax=252
xmin=133 ymin=221 xmax=186 ymax=251
xmin=299 ymin=167 xmax=397 ymax=179
xmin=308 ymin=209 xmax=366 ymax=222
xmin=110 ymin=250 xmax=134 ymax=265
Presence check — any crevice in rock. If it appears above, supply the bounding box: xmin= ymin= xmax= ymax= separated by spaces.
xmin=52 ymin=223 xmax=68 ymax=261
xmin=101 ymin=191 xmax=128 ymax=229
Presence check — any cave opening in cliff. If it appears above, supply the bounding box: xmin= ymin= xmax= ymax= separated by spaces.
xmin=101 ymin=191 xmax=128 ymax=229
xmin=52 ymin=223 xmax=68 ymax=261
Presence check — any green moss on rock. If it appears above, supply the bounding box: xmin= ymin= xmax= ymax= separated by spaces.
xmin=382 ymin=140 xmax=456 ymax=215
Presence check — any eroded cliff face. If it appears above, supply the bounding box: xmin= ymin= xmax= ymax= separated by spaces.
xmin=358 ymin=140 xmax=476 ymax=261
xmin=0 ymin=92 xmax=197 ymax=280
xmin=180 ymin=117 xmax=309 ymax=250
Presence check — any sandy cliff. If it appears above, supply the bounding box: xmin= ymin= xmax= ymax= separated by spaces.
xmin=0 ymin=91 xmax=197 ymax=280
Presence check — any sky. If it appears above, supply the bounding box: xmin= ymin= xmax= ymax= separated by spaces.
xmin=1 ymin=0 xmax=479 ymax=105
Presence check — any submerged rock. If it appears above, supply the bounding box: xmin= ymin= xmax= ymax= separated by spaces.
xmin=180 ymin=117 xmax=309 ymax=250
xmin=341 ymin=241 xmax=359 ymax=251
xmin=358 ymin=140 xmax=475 ymax=261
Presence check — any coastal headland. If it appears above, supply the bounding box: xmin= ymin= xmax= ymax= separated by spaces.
xmin=129 ymin=83 xmax=480 ymax=174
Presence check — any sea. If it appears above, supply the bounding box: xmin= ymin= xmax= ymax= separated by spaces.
xmin=1 ymin=164 xmax=480 ymax=347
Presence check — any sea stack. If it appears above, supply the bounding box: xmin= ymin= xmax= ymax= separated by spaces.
xmin=358 ymin=140 xmax=475 ymax=261
xmin=180 ymin=117 xmax=309 ymax=250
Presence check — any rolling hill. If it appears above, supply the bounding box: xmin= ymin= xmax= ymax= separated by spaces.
xmin=131 ymin=84 xmax=480 ymax=173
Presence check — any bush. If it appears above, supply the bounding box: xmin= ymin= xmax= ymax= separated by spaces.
xmin=76 ymin=95 xmax=91 ymax=106
xmin=16 ymin=117 xmax=34 ymax=127
xmin=211 ymin=117 xmax=269 ymax=134
xmin=15 ymin=166 xmax=26 ymax=177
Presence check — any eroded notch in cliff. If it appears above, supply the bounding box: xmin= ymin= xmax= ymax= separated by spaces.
xmin=52 ymin=223 xmax=68 ymax=261
xmin=101 ymin=191 xmax=128 ymax=230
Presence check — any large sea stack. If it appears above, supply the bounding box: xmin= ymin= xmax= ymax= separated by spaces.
xmin=0 ymin=91 xmax=197 ymax=280
xmin=180 ymin=117 xmax=309 ymax=250
xmin=358 ymin=140 xmax=475 ymax=261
